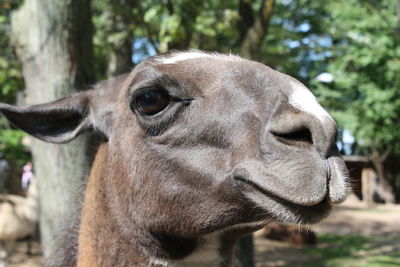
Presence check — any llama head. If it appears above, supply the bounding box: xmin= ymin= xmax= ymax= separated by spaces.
xmin=0 ymin=51 xmax=348 ymax=237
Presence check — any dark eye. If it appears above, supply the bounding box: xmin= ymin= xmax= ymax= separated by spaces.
xmin=136 ymin=90 xmax=170 ymax=116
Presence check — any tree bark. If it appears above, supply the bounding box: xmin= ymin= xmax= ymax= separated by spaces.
xmin=385 ymin=155 xmax=400 ymax=203
xmin=11 ymin=0 xmax=94 ymax=258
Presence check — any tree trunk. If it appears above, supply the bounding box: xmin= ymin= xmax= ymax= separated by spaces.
xmin=103 ymin=0 xmax=137 ymax=77
xmin=240 ymin=0 xmax=275 ymax=60
xmin=371 ymin=149 xmax=395 ymax=203
xmin=385 ymin=155 xmax=400 ymax=203
xmin=396 ymin=0 xmax=400 ymax=41
xmin=0 ymin=159 xmax=9 ymax=192
xmin=11 ymin=0 xmax=94 ymax=259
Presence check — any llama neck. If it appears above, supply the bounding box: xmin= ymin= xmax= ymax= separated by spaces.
xmin=79 ymin=200 xmax=249 ymax=267
xmin=150 ymin=233 xmax=222 ymax=267
xmin=165 ymin=224 xmax=259 ymax=267
xmin=78 ymin=185 xmax=236 ymax=266
xmin=77 ymin=144 xmax=258 ymax=266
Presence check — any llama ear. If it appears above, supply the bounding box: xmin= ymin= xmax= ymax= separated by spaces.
xmin=0 ymin=93 xmax=93 ymax=144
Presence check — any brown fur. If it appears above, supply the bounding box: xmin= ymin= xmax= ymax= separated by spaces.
xmin=77 ymin=144 xmax=150 ymax=266
xmin=0 ymin=52 xmax=349 ymax=266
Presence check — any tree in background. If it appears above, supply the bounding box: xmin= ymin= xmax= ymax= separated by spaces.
xmin=0 ymin=0 xmax=28 ymax=194
xmin=11 ymin=0 xmax=95 ymax=259
xmin=92 ymin=0 xmax=137 ymax=78
xmin=135 ymin=0 xmax=276 ymax=60
xmin=0 ymin=1 xmax=22 ymax=105
xmin=312 ymin=0 xmax=400 ymax=202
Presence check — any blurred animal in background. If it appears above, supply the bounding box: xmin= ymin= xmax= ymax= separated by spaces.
xmin=0 ymin=178 xmax=38 ymax=267
xmin=260 ymin=222 xmax=317 ymax=246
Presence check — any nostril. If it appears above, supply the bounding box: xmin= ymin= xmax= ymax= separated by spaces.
xmin=272 ymin=127 xmax=313 ymax=147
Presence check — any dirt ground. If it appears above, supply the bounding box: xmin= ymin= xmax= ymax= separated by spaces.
xmin=7 ymin=194 xmax=400 ymax=266
xmin=7 ymin=241 xmax=42 ymax=267
xmin=255 ymin=194 xmax=400 ymax=266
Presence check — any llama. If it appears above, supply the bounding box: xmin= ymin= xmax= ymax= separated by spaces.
xmin=0 ymin=51 xmax=349 ymax=266
xmin=0 ymin=178 xmax=38 ymax=266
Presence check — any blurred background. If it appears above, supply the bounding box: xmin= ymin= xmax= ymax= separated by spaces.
xmin=0 ymin=0 xmax=399 ymax=266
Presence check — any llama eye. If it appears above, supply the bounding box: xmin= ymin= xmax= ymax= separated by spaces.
xmin=136 ymin=90 xmax=170 ymax=116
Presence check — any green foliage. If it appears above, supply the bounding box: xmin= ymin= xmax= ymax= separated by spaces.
xmin=0 ymin=117 xmax=29 ymax=167
xmin=303 ymin=234 xmax=371 ymax=264
xmin=261 ymin=0 xmax=331 ymax=81
xmin=311 ymin=0 xmax=400 ymax=155
xmin=136 ymin=0 xmax=241 ymax=52
xmin=0 ymin=0 xmax=24 ymax=104
xmin=302 ymin=234 xmax=400 ymax=267
xmin=92 ymin=0 xmax=137 ymax=79
xmin=0 ymin=0 xmax=28 ymax=169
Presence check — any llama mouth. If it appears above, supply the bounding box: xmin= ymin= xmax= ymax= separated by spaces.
xmin=326 ymin=156 xmax=350 ymax=204
xmin=233 ymin=175 xmax=331 ymax=224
